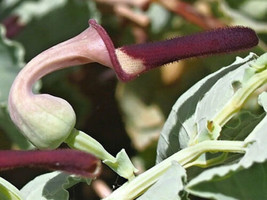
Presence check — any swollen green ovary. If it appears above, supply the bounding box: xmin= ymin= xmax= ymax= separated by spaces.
xmin=18 ymin=94 xmax=76 ymax=149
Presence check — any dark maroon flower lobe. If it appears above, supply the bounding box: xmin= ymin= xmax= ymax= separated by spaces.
xmin=2 ymin=15 xmax=24 ymax=38
xmin=89 ymin=19 xmax=258 ymax=81
xmin=0 ymin=149 xmax=101 ymax=178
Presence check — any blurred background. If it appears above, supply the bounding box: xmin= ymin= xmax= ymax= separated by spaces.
xmin=0 ymin=0 xmax=266 ymax=199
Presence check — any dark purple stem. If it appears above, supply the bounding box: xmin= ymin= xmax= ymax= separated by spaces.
xmin=0 ymin=149 xmax=101 ymax=178
xmin=120 ymin=26 xmax=258 ymax=69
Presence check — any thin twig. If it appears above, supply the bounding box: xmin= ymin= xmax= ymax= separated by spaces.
xmin=92 ymin=179 xmax=112 ymax=198
xmin=114 ymin=4 xmax=150 ymax=27
xmin=94 ymin=0 xmax=150 ymax=9
xmin=157 ymin=0 xmax=225 ymax=29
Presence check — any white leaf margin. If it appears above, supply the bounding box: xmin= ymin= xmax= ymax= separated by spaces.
xmin=185 ymin=92 xmax=267 ymax=199
xmin=20 ymin=171 xmax=85 ymax=200
xmin=0 ymin=177 xmax=23 ymax=200
xmin=156 ymin=53 xmax=258 ymax=163
xmin=137 ymin=161 xmax=186 ymax=200
xmin=0 ymin=24 xmax=24 ymax=105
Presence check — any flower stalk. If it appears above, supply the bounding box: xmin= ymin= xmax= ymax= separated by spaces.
xmin=213 ymin=66 xmax=267 ymax=126
xmin=65 ymin=129 xmax=138 ymax=180
xmin=104 ymin=140 xmax=246 ymax=200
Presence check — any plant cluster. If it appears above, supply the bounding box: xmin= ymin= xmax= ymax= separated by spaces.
xmin=0 ymin=0 xmax=266 ymax=200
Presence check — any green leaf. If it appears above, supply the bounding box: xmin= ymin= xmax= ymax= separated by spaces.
xmin=10 ymin=0 xmax=67 ymax=24
xmin=219 ymin=0 xmax=267 ymax=33
xmin=0 ymin=25 xmax=23 ymax=105
xmin=0 ymin=177 xmax=23 ymax=200
xmin=223 ymin=0 xmax=267 ymax=21
xmin=187 ymin=162 xmax=267 ymax=200
xmin=137 ymin=161 xmax=186 ymax=200
xmin=156 ymin=53 xmax=257 ymax=163
xmin=185 ymin=92 xmax=267 ymax=199
xmin=220 ymin=110 xmax=264 ymax=141
xmin=20 ymin=171 xmax=85 ymax=200
xmin=0 ymin=24 xmax=33 ymax=149
xmin=103 ymin=148 xmax=138 ymax=180
xmin=14 ymin=0 xmax=100 ymax=60
xmin=147 ymin=4 xmax=171 ymax=34
xmin=0 ymin=105 xmax=33 ymax=149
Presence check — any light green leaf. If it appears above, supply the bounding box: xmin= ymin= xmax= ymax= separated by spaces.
xmin=0 ymin=25 xmax=23 ymax=105
xmin=20 ymin=171 xmax=85 ymax=200
xmin=1 ymin=0 xmax=100 ymax=24
xmin=147 ymin=4 xmax=170 ymax=34
xmin=186 ymin=92 xmax=267 ymax=199
xmin=103 ymin=148 xmax=138 ymax=180
xmin=66 ymin=129 xmax=137 ymax=180
xmin=239 ymin=0 xmax=267 ymax=20
xmin=0 ymin=24 xmax=33 ymax=149
xmin=137 ymin=161 xmax=186 ymax=200
xmin=219 ymin=0 xmax=267 ymax=33
xmin=186 ymin=162 xmax=267 ymax=200
xmin=11 ymin=0 xmax=66 ymax=24
xmin=0 ymin=177 xmax=23 ymax=200
xmin=15 ymin=0 xmax=101 ymax=60
xmin=156 ymin=53 xmax=257 ymax=163
xmin=220 ymin=110 xmax=264 ymax=141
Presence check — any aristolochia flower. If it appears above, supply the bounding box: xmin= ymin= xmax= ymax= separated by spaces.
xmin=8 ymin=19 xmax=258 ymax=149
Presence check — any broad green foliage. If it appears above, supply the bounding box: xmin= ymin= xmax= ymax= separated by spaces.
xmin=104 ymin=53 xmax=266 ymax=200
xmin=220 ymin=0 xmax=267 ymax=34
xmin=0 ymin=25 xmax=32 ymax=149
xmin=147 ymin=4 xmax=170 ymax=34
xmin=0 ymin=177 xmax=23 ymax=200
xmin=154 ymin=53 xmax=267 ymax=199
xmin=137 ymin=161 xmax=186 ymax=200
xmin=20 ymin=172 xmax=85 ymax=200
xmin=14 ymin=0 xmax=100 ymax=60
xmin=157 ymin=53 xmax=257 ymax=162
xmin=186 ymin=93 xmax=267 ymax=199
xmin=0 ymin=25 xmax=23 ymax=104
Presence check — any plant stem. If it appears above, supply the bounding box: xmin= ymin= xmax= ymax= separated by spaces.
xmin=65 ymin=129 xmax=137 ymax=180
xmin=213 ymin=69 xmax=267 ymax=127
xmin=65 ymin=129 xmax=116 ymax=162
xmin=104 ymin=140 xmax=246 ymax=200
xmin=183 ymin=152 xmax=228 ymax=168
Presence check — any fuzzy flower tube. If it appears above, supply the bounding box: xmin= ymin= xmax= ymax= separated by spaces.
xmin=0 ymin=149 xmax=101 ymax=178
xmin=8 ymin=19 xmax=258 ymax=179
xmin=90 ymin=20 xmax=258 ymax=81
